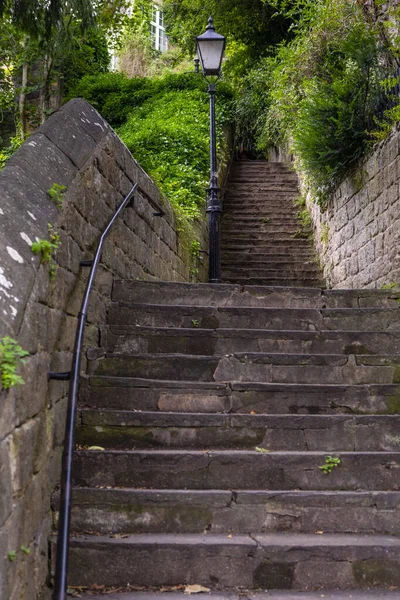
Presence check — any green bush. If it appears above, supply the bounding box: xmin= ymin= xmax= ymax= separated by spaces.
xmin=70 ymin=71 xmax=233 ymax=219
xmin=232 ymin=0 xmax=387 ymax=200
xmin=118 ymin=89 xmax=219 ymax=218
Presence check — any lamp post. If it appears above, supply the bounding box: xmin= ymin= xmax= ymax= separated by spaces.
xmin=196 ymin=17 xmax=226 ymax=284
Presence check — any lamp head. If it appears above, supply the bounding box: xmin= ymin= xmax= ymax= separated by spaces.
xmin=196 ymin=17 xmax=226 ymax=77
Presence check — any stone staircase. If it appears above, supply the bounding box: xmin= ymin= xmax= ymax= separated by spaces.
xmin=53 ymin=280 xmax=400 ymax=598
xmin=52 ymin=159 xmax=400 ymax=599
xmin=221 ymin=161 xmax=323 ymax=287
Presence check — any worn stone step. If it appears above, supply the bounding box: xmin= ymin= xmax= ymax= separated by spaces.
xmin=223 ymin=201 xmax=299 ymax=210
xmin=82 ymin=377 xmax=400 ymax=415
xmin=221 ymin=240 xmax=314 ymax=249
xmin=221 ymin=268 xmax=321 ymax=279
xmin=59 ymin=533 xmax=400 ymax=590
xmin=221 ymin=263 xmax=319 ymax=272
xmin=222 ymin=248 xmax=315 ymax=257
xmin=104 ymin=326 xmax=400 ymax=356
xmin=222 ymin=213 xmax=299 ymax=220
xmin=78 ymin=591 xmax=400 ymax=600
xmin=66 ymin=488 xmax=400 ymax=536
xmin=220 ymin=277 xmax=322 ymax=288
xmin=108 ymin=304 xmax=400 ymax=331
xmin=73 ymin=449 xmax=400 ymax=490
xmin=221 ymin=231 xmax=302 ymax=241
xmin=222 ymin=255 xmax=316 ymax=264
xmin=222 ymin=222 xmax=300 ymax=230
xmin=94 ymin=353 xmax=400 ymax=385
xmin=76 ymin=411 xmax=400 ymax=452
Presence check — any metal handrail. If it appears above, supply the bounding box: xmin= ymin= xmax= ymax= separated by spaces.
xmin=52 ymin=183 xmax=138 ymax=600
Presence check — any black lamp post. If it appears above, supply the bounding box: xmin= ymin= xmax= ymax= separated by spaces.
xmin=196 ymin=17 xmax=226 ymax=284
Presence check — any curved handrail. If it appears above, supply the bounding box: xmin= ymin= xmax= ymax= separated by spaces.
xmin=53 ymin=183 xmax=138 ymax=600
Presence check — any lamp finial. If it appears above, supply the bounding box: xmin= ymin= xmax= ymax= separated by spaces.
xmin=206 ymin=16 xmax=215 ymax=31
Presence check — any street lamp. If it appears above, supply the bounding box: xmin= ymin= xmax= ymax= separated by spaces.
xmin=196 ymin=17 xmax=226 ymax=283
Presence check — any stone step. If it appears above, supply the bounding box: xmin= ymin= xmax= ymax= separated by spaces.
xmin=104 ymin=326 xmax=400 ymax=356
xmin=59 ymin=533 xmax=400 ymax=590
xmin=221 ymin=240 xmax=314 ymax=249
xmin=72 ymin=450 xmax=400 ymax=490
xmin=221 ymin=263 xmax=318 ymax=272
xmin=226 ymin=185 xmax=299 ymax=192
xmin=222 ymin=216 xmax=299 ymax=224
xmin=111 ymin=281 xmax=400 ymax=309
xmin=82 ymin=377 xmax=400 ymax=415
xmin=94 ymin=353 xmax=400 ymax=385
xmin=76 ymin=410 xmax=400 ymax=452
xmin=222 ymin=255 xmax=316 ymax=264
xmin=221 ymin=277 xmax=324 ymax=287
xmin=108 ymin=304 xmax=400 ymax=331
xmin=222 ymin=226 xmax=301 ymax=235
xmin=221 ymin=231 xmax=302 ymax=241
xmin=66 ymin=488 xmax=400 ymax=535
xmin=222 ymin=248 xmax=315 ymax=257
xmin=223 ymin=200 xmax=299 ymax=209
xmin=221 ymin=268 xmax=321 ymax=279
xmin=78 ymin=591 xmax=400 ymax=600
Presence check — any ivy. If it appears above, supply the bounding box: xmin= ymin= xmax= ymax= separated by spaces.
xmin=0 ymin=337 xmax=29 ymax=390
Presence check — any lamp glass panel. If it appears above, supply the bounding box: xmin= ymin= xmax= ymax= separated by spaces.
xmin=198 ymin=39 xmax=225 ymax=73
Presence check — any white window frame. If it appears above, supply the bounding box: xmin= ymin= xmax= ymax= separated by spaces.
xmin=150 ymin=4 xmax=168 ymax=52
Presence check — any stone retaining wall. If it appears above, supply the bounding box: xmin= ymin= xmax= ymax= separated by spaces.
xmin=0 ymin=98 xmax=208 ymax=599
xmin=307 ymin=125 xmax=400 ymax=289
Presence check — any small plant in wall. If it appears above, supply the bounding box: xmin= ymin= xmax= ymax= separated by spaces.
xmin=47 ymin=183 xmax=67 ymax=209
xmin=319 ymin=455 xmax=341 ymax=475
xmin=31 ymin=223 xmax=60 ymax=280
xmin=0 ymin=337 xmax=29 ymax=390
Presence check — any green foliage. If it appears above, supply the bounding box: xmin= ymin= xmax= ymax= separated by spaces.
xmin=31 ymin=223 xmax=60 ymax=279
xmin=320 ymin=223 xmax=329 ymax=246
xmin=48 ymin=183 xmax=67 ymax=208
xmin=20 ymin=545 xmax=30 ymax=555
xmin=319 ymin=455 xmax=341 ymax=475
xmin=0 ymin=135 xmax=23 ymax=169
xmin=191 ymin=319 xmax=199 ymax=328
xmin=0 ymin=337 xmax=29 ymax=390
xmin=73 ymin=72 xmax=233 ymax=220
xmin=118 ymin=88 xmax=210 ymax=219
xmin=382 ymin=283 xmax=399 ymax=290
xmin=163 ymin=0 xmax=293 ymax=59
xmin=8 ymin=551 xmax=16 ymax=562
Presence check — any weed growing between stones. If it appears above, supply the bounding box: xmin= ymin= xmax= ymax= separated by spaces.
xmin=31 ymin=223 xmax=60 ymax=280
xmin=47 ymin=183 xmax=67 ymax=209
xmin=319 ymin=455 xmax=341 ymax=475
xmin=191 ymin=320 xmax=199 ymax=328
xmin=0 ymin=336 xmax=29 ymax=390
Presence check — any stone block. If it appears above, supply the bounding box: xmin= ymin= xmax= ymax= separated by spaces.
xmin=39 ymin=104 xmax=99 ymax=169
xmin=7 ymin=133 xmax=77 ymax=195
xmin=10 ymin=412 xmax=48 ymax=494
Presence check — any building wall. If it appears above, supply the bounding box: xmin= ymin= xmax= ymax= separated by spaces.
xmin=0 ymin=98 xmax=208 ymax=599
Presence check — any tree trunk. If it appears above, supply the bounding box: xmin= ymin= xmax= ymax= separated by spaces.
xmin=18 ymin=62 xmax=28 ymax=140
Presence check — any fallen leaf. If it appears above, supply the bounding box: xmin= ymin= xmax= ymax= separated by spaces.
xmin=255 ymin=447 xmax=271 ymax=453
xmin=250 ymin=411 xmax=256 ymax=415
xmin=315 ymin=531 xmax=324 ymax=535
xmin=184 ymin=585 xmax=211 ymax=594
xmin=227 ymin=534 xmax=232 ymax=538
xmin=87 ymin=446 xmax=105 ymax=451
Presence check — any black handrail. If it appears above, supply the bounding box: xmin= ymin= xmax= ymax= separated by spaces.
xmin=52 ymin=183 xmax=138 ymax=600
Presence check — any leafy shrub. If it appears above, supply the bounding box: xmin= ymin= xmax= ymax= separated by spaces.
xmin=70 ymin=71 xmax=233 ymax=127
xmin=233 ymin=0 xmax=387 ymax=201
xmin=118 ymin=88 xmax=226 ymax=218
xmin=71 ymin=72 xmax=234 ymax=219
